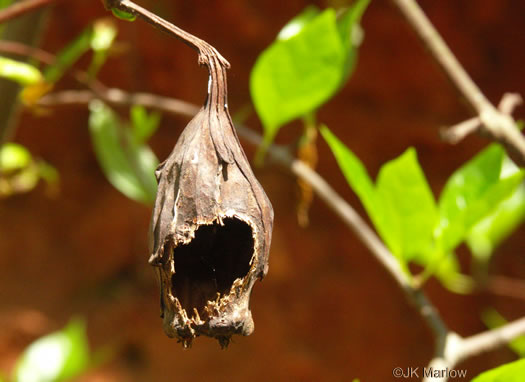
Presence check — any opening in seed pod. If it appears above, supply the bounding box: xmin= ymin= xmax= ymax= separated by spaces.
xmin=170 ymin=217 xmax=254 ymax=316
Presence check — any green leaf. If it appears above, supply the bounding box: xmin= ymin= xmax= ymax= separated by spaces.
xmin=111 ymin=8 xmax=137 ymax=22
xmin=130 ymin=105 xmax=161 ymax=144
xmin=482 ymin=309 xmax=525 ymax=357
xmin=320 ymin=126 xmax=396 ymax=255
xmin=375 ymin=148 xmax=439 ymax=262
xmin=320 ymin=126 xmax=376 ymax=214
xmin=89 ymin=100 xmax=158 ymax=204
xmin=472 ymin=359 xmax=525 ymax=382
xmin=44 ymin=27 xmax=93 ymax=83
xmin=251 ymin=9 xmax=346 ymax=140
xmin=13 ymin=318 xmax=89 ymax=382
xmin=437 ymin=145 xmax=524 ymax=253
xmin=0 ymin=57 xmax=43 ymax=86
xmin=0 ymin=143 xmax=32 ymax=172
xmin=321 ymin=127 xmax=447 ymax=273
xmin=467 ymin=184 xmax=525 ymax=260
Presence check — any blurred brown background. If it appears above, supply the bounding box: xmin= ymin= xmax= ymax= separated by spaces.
xmin=1 ymin=0 xmax=525 ymax=381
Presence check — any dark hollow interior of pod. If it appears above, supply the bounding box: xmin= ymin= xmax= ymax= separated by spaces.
xmin=171 ymin=218 xmax=254 ymax=316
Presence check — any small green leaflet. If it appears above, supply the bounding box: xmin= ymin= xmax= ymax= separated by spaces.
xmin=89 ymin=100 xmax=158 ymax=204
xmin=12 ymin=318 xmax=90 ymax=382
xmin=472 ymin=359 xmax=525 ymax=382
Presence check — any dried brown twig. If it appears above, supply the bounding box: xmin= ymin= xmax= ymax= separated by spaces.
xmin=392 ymin=0 xmax=525 ymax=168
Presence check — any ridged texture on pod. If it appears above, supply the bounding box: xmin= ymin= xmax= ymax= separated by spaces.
xmin=148 ymin=55 xmax=273 ymax=348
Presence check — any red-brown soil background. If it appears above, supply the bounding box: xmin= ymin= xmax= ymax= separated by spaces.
xmin=1 ymin=1 xmax=525 ymax=381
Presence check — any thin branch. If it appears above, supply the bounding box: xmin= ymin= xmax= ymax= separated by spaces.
xmin=392 ymin=0 xmax=525 ymax=167
xmin=0 ymin=40 xmax=55 ymax=64
xmin=441 ymin=93 xmax=523 ymax=145
xmin=458 ymin=316 xmax=525 ymax=363
xmin=0 ymin=0 xmax=56 ymax=24
xmin=484 ymin=275 xmax=525 ymax=302
xmin=440 ymin=117 xmax=480 ymax=144
xmin=39 ymin=88 xmax=199 ymax=118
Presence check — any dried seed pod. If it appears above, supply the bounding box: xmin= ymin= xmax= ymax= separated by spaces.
xmin=148 ymin=53 xmax=273 ymax=348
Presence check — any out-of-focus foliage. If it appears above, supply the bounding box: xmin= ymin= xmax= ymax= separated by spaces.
xmin=43 ymin=20 xmax=117 ymax=84
xmin=482 ymin=309 xmax=525 ymax=357
xmin=0 ymin=143 xmax=58 ymax=197
xmin=89 ymin=19 xmax=118 ymax=78
xmin=130 ymin=105 xmax=161 ymax=144
xmin=1 ymin=19 xmax=117 ymax=107
xmin=89 ymin=100 xmax=159 ymax=204
xmin=0 ymin=57 xmax=43 ymax=86
xmin=43 ymin=27 xmax=93 ymax=84
xmin=0 ymin=0 xmax=14 ymax=35
xmin=250 ymin=1 xmax=369 ymax=144
xmin=321 ymin=126 xmax=524 ymax=290
xmin=12 ymin=318 xmax=90 ymax=382
xmin=472 ymin=359 xmax=525 ymax=382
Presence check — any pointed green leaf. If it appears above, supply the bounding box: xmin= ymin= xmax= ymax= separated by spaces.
xmin=251 ymin=9 xmax=346 ymax=140
xmin=472 ymin=359 xmax=525 ymax=382
xmin=13 ymin=318 xmax=89 ymax=382
xmin=0 ymin=57 xmax=42 ymax=86
xmin=437 ymin=145 xmax=524 ymax=252
xmin=320 ymin=126 xmax=376 ymax=214
xmin=320 ymin=126 xmax=400 ymax=256
xmin=376 ymin=148 xmax=438 ymax=261
xmin=89 ymin=100 xmax=158 ymax=204
xmin=467 ymin=184 xmax=525 ymax=260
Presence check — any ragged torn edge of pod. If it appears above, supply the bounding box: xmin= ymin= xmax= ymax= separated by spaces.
xmin=151 ymin=209 xmax=263 ymax=348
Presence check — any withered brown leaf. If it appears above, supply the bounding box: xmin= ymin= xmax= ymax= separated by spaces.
xmin=148 ymin=53 xmax=273 ymax=348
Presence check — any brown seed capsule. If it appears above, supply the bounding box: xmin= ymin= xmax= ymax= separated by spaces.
xmin=148 ymin=55 xmax=273 ymax=348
